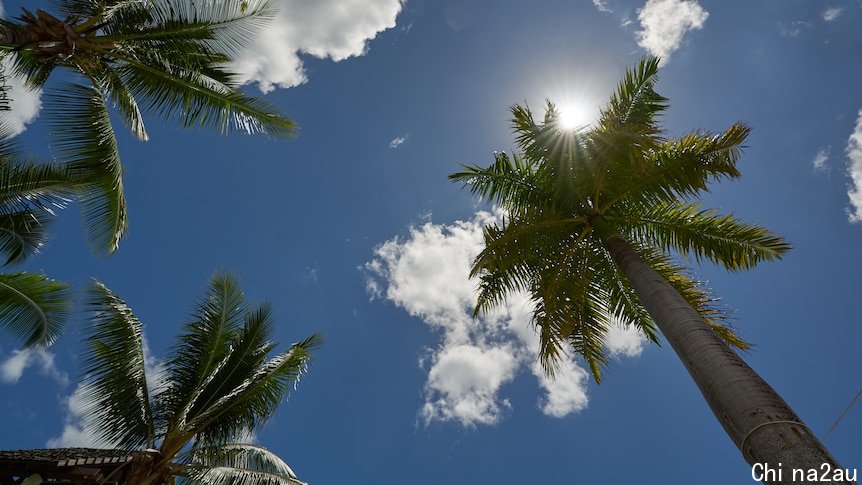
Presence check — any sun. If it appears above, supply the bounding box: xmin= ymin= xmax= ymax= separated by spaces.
xmin=557 ymin=102 xmax=593 ymax=130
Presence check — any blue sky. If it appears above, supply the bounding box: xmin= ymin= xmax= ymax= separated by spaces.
xmin=1 ymin=0 xmax=861 ymax=483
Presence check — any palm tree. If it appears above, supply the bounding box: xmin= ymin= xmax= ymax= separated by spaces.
xmin=450 ymin=57 xmax=847 ymax=480
xmin=79 ymin=272 xmax=320 ymax=485
xmin=0 ymin=0 xmax=295 ymax=254
xmin=0 ymin=122 xmax=72 ymax=347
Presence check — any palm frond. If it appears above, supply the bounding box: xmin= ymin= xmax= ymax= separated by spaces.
xmin=113 ymin=52 xmax=295 ymax=136
xmin=611 ymin=200 xmax=791 ymax=271
xmin=450 ymin=152 xmax=552 ymax=217
xmin=182 ymin=333 xmax=322 ymax=442
xmin=97 ymin=66 xmax=149 ymax=140
xmin=0 ymin=209 xmax=54 ymax=266
xmin=602 ymin=123 xmax=750 ymax=209
xmin=81 ymin=281 xmax=155 ymax=449
xmin=471 ymin=216 xmax=587 ymax=316
xmin=107 ymin=0 xmax=276 ymax=57
xmin=0 ymin=159 xmax=74 ymax=216
xmin=46 ymin=82 xmax=127 ymax=254
xmin=597 ymin=56 xmax=667 ymax=130
xmin=160 ymin=273 xmax=249 ymax=435
xmin=184 ymin=443 xmax=306 ymax=485
xmin=0 ymin=271 xmax=70 ymax=347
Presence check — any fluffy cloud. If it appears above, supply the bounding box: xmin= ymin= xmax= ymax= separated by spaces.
xmin=232 ymin=0 xmax=404 ymax=92
xmin=365 ymin=211 xmax=645 ymax=426
xmin=0 ymin=348 xmax=68 ymax=386
xmin=846 ymin=110 xmax=862 ymax=223
xmin=822 ymin=7 xmax=844 ymax=22
xmin=635 ymin=0 xmax=708 ymax=62
xmin=0 ymin=59 xmax=43 ymax=137
xmin=1 ymin=4 xmax=43 ymax=135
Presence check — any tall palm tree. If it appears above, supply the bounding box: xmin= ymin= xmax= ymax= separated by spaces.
xmin=79 ymin=272 xmax=320 ymax=485
xmin=450 ymin=57 xmax=847 ymax=480
xmin=0 ymin=0 xmax=295 ymax=254
xmin=0 ymin=122 xmax=71 ymax=347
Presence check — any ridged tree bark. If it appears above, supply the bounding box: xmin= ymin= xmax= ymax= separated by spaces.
xmin=596 ymin=220 xmax=851 ymax=484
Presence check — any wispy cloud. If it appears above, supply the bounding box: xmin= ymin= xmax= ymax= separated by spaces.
xmin=779 ymin=21 xmax=812 ymax=38
xmin=232 ymin=0 xmax=404 ymax=92
xmin=822 ymin=7 xmax=844 ymax=22
xmin=592 ymin=0 xmax=612 ymax=13
xmin=635 ymin=0 xmax=709 ymax=63
xmin=389 ymin=135 xmax=408 ymax=149
xmin=846 ymin=110 xmax=862 ymax=223
xmin=364 ymin=211 xmax=645 ymax=426
xmin=813 ymin=146 xmax=831 ymax=172
xmin=1 ymin=348 xmax=68 ymax=386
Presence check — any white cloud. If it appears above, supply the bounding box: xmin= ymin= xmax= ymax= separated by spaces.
xmin=635 ymin=0 xmax=709 ymax=63
xmin=1 ymin=348 xmax=68 ymax=386
xmin=593 ymin=0 xmax=612 ymax=13
xmin=822 ymin=7 xmax=844 ymax=22
xmin=813 ymin=146 xmax=830 ymax=172
xmin=365 ymin=211 xmax=645 ymax=426
xmin=845 ymin=110 xmax=862 ymax=223
xmin=0 ymin=57 xmax=43 ymax=136
xmin=389 ymin=135 xmax=408 ymax=149
xmin=46 ymin=382 xmax=104 ymax=448
xmin=232 ymin=0 xmax=404 ymax=92
xmin=422 ymin=343 xmax=519 ymax=426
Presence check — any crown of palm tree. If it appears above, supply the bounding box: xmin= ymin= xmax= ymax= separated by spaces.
xmin=450 ymin=57 xmax=791 ymax=382
xmin=77 ymin=273 xmax=319 ymax=485
xmin=0 ymin=0 xmax=295 ymax=254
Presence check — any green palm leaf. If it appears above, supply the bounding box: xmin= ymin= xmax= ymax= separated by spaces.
xmin=185 ymin=443 xmax=307 ymax=485
xmin=0 ymin=272 xmax=70 ymax=347
xmin=46 ymin=83 xmax=127 ymax=254
xmin=182 ymin=333 xmax=322 ymax=442
xmin=81 ymin=281 xmax=154 ymax=449
xmin=107 ymin=0 xmax=276 ymax=57
xmin=159 ymin=273 xmax=247 ymax=432
xmin=611 ymin=200 xmax=791 ymax=271
xmin=114 ymin=54 xmax=295 ymax=136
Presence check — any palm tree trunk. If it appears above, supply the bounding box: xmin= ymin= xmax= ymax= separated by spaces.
xmin=599 ymin=229 xmax=851 ymax=484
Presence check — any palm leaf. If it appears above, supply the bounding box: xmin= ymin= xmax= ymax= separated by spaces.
xmin=112 ymin=51 xmax=295 ymax=136
xmin=611 ymin=200 xmax=791 ymax=271
xmin=159 ymin=273 xmax=247 ymax=434
xmin=0 ymin=209 xmax=54 ymax=265
xmin=45 ymin=83 xmax=128 ymax=254
xmin=602 ymin=123 xmax=750 ymax=210
xmin=107 ymin=0 xmax=276 ymax=57
xmin=81 ymin=281 xmax=154 ymax=449
xmin=182 ymin=333 xmax=322 ymax=441
xmin=184 ymin=443 xmax=306 ymax=485
xmin=597 ymin=56 xmax=667 ymax=131
xmin=0 ymin=271 xmax=70 ymax=347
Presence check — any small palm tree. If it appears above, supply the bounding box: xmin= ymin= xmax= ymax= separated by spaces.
xmin=79 ymin=273 xmax=320 ymax=485
xmin=451 ymin=57 xmax=846 ymax=477
xmin=0 ymin=0 xmax=295 ymax=253
xmin=0 ymin=122 xmax=71 ymax=347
